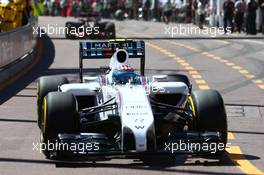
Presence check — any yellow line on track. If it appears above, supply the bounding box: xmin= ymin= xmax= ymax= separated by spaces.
xmin=226 ymin=146 xmax=264 ymax=175
xmin=118 ymin=31 xmax=264 ymax=175
xmin=228 ymin=132 xmax=235 ymax=140
xmin=167 ymin=41 xmax=264 ymax=91
xmin=146 ymin=42 xmax=210 ymax=90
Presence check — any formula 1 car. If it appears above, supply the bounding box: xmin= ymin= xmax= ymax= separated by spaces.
xmin=37 ymin=39 xmax=227 ymax=159
xmin=65 ymin=18 xmax=116 ymax=40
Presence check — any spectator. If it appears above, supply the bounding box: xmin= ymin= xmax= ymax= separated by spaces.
xmin=66 ymin=0 xmax=71 ymax=16
xmin=23 ymin=0 xmax=32 ymax=24
xmin=92 ymin=0 xmax=102 ymax=18
xmin=31 ymin=0 xmax=44 ymax=17
xmin=186 ymin=0 xmax=193 ymax=22
xmin=71 ymin=0 xmax=80 ymax=17
xmin=163 ymin=0 xmax=173 ymax=24
xmin=54 ymin=0 xmax=61 ymax=16
xmin=197 ymin=0 xmax=207 ymax=29
xmin=234 ymin=0 xmax=246 ymax=33
xmin=209 ymin=0 xmax=217 ymax=26
xmin=259 ymin=0 xmax=264 ymax=34
xmin=143 ymin=0 xmax=151 ymax=20
xmin=43 ymin=0 xmax=50 ymax=15
xmin=246 ymin=0 xmax=258 ymax=34
xmin=61 ymin=0 xmax=67 ymax=17
xmin=192 ymin=0 xmax=198 ymax=24
xmin=125 ymin=0 xmax=133 ymax=19
xmin=223 ymin=0 xmax=235 ymax=33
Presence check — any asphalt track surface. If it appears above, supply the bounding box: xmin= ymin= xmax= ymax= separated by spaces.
xmin=0 ymin=17 xmax=264 ymax=175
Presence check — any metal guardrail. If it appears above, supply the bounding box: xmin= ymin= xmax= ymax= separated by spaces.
xmin=0 ymin=19 xmax=37 ymax=68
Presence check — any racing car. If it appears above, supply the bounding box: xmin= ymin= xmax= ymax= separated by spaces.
xmin=65 ymin=17 xmax=116 ymax=40
xmin=37 ymin=39 xmax=227 ymax=159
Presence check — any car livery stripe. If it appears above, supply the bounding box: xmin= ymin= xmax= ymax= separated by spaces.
xmin=43 ymin=96 xmax=47 ymax=134
xmin=188 ymin=96 xmax=196 ymax=117
xmin=100 ymin=75 xmax=106 ymax=86
xmin=141 ymin=76 xmax=149 ymax=95
xmin=115 ymin=88 xmax=123 ymax=112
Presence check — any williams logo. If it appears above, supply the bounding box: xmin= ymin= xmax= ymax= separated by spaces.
xmin=135 ymin=126 xmax=145 ymax=129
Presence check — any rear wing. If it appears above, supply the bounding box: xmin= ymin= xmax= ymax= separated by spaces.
xmin=79 ymin=39 xmax=145 ymax=82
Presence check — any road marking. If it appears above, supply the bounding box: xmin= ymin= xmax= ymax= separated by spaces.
xmin=214 ymin=40 xmax=231 ymax=45
xmin=220 ymin=59 xmax=229 ymax=63
xmin=242 ymin=39 xmax=264 ymax=45
xmin=239 ymin=70 xmax=249 ymax=74
xmin=226 ymin=62 xmax=236 ymax=66
xmin=253 ymin=80 xmax=263 ymax=84
xmin=119 ymin=30 xmax=264 ymax=174
xmin=228 ymin=132 xmax=235 ymax=140
xmin=258 ymin=85 xmax=264 ymax=89
xmin=195 ymin=79 xmax=206 ymax=84
xmin=226 ymin=146 xmax=264 ymax=175
xmin=198 ymin=85 xmax=210 ymax=90
xmin=189 ymin=70 xmax=199 ymax=74
xmin=192 ymin=75 xmax=202 ymax=79
xmin=245 ymin=75 xmax=255 ymax=79
xmin=168 ymin=41 xmax=264 ymax=91
xmin=146 ymin=42 xmax=211 ymax=90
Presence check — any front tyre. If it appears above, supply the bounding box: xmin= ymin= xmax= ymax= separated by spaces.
xmin=191 ymin=90 xmax=227 ymax=154
xmin=41 ymin=92 xmax=79 ymax=158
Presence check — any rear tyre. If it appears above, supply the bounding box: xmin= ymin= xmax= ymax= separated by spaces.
xmin=37 ymin=76 xmax=68 ymax=128
xmin=191 ymin=90 xmax=227 ymax=154
xmin=65 ymin=22 xmax=74 ymax=39
xmin=41 ymin=92 xmax=79 ymax=158
xmin=105 ymin=22 xmax=116 ymax=39
xmin=65 ymin=22 xmax=84 ymax=39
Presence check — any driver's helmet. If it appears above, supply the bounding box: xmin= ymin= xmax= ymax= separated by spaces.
xmin=112 ymin=65 xmax=137 ymax=84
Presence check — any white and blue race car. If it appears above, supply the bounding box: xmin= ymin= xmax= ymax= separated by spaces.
xmin=37 ymin=39 xmax=227 ymax=159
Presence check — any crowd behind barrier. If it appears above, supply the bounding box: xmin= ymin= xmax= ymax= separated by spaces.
xmin=40 ymin=0 xmax=264 ymax=35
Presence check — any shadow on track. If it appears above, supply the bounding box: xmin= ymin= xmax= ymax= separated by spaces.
xmin=0 ymin=152 xmax=256 ymax=175
xmin=0 ymin=34 xmax=55 ymax=104
xmin=0 ymin=118 xmax=36 ymax=123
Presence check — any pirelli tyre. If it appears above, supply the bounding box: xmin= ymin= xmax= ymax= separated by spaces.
xmin=190 ymin=90 xmax=227 ymax=154
xmin=41 ymin=92 xmax=79 ymax=158
xmin=37 ymin=76 xmax=68 ymax=129
xmin=65 ymin=21 xmax=84 ymax=39
xmin=104 ymin=22 xmax=116 ymax=39
xmin=65 ymin=22 xmax=76 ymax=39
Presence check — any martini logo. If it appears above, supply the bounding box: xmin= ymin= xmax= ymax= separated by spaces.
xmin=92 ymin=42 xmax=133 ymax=49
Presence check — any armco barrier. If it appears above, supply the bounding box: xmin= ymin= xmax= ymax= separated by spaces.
xmin=0 ymin=19 xmax=37 ymax=68
xmin=0 ymin=19 xmax=38 ymax=91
